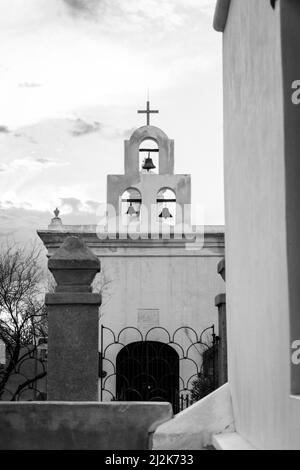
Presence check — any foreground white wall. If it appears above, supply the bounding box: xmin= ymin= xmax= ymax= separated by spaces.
xmin=153 ymin=384 xmax=234 ymax=450
xmin=222 ymin=0 xmax=300 ymax=449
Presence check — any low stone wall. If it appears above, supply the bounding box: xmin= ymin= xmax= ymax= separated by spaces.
xmin=0 ymin=402 xmax=172 ymax=450
xmin=152 ymin=384 xmax=234 ymax=450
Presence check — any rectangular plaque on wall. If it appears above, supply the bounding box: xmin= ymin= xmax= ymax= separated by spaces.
xmin=137 ymin=309 xmax=159 ymax=334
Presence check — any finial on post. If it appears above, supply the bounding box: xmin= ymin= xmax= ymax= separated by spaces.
xmin=48 ymin=207 xmax=62 ymax=230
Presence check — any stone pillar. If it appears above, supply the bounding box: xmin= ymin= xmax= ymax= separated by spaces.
xmin=45 ymin=236 xmax=101 ymax=401
xmin=215 ymin=293 xmax=227 ymax=386
xmin=215 ymin=259 xmax=227 ymax=386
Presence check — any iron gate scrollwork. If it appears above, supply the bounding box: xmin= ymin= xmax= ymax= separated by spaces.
xmin=100 ymin=325 xmax=218 ymax=413
xmin=0 ymin=343 xmax=47 ymax=401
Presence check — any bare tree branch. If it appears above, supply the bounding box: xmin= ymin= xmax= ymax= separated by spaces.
xmin=0 ymin=241 xmax=48 ymax=400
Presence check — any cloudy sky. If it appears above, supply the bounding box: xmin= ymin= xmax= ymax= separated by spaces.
xmin=0 ymin=0 xmax=223 ymax=243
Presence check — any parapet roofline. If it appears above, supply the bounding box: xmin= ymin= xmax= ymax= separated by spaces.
xmin=213 ymin=0 xmax=231 ymax=32
xmin=37 ymin=225 xmax=225 ymax=235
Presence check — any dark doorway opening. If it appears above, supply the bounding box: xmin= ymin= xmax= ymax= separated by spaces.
xmin=116 ymin=341 xmax=179 ymax=412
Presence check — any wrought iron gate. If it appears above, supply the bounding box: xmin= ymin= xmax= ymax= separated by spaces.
xmin=100 ymin=324 xmax=218 ymax=413
xmin=0 ymin=344 xmax=47 ymax=401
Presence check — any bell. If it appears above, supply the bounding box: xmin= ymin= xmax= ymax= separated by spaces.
xmin=142 ymin=153 xmax=156 ymax=172
xmin=126 ymin=203 xmax=137 ymax=216
xmin=159 ymin=207 xmax=173 ymax=219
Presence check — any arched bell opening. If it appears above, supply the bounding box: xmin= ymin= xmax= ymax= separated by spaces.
xmin=120 ymin=188 xmax=142 ymax=225
xmin=156 ymin=188 xmax=176 ymax=225
xmin=139 ymin=139 xmax=159 ymax=174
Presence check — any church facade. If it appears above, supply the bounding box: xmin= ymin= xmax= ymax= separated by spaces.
xmin=38 ymin=104 xmax=224 ymax=411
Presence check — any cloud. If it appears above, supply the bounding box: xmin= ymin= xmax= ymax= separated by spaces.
xmin=0 ymin=213 xmax=12 ymax=220
xmin=0 ymin=200 xmax=31 ymax=210
xmin=0 ymin=0 xmax=224 ymax=232
xmin=0 ymin=157 xmax=68 ymax=173
xmin=63 ymin=0 xmax=101 ymax=15
xmin=0 ymin=195 xmax=103 ymax=243
xmin=61 ymin=0 xmax=216 ymax=31
xmin=109 ymin=126 xmax=136 ymax=140
xmin=0 ymin=0 xmax=218 ymax=129
xmin=13 ymin=132 xmax=38 ymax=143
xmin=69 ymin=118 xmax=134 ymax=140
xmin=59 ymin=197 xmax=101 ymax=215
xmin=0 ymin=204 xmax=54 ymax=246
xmin=59 ymin=197 xmax=82 ymax=212
xmin=85 ymin=200 xmax=101 ymax=211
xmin=70 ymin=118 xmax=102 ymax=137
xmin=34 ymin=158 xmax=53 ymax=164
xmin=18 ymin=82 xmax=42 ymax=88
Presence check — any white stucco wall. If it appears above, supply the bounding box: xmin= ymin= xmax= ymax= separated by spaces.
xmin=223 ymin=0 xmax=300 ymax=449
xmin=99 ymin=250 xmax=223 ymax=334
xmin=96 ymin=234 xmax=224 ymax=401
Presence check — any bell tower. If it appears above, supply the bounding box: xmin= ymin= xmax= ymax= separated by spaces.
xmin=106 ymin=101 xmax=191 ymax=232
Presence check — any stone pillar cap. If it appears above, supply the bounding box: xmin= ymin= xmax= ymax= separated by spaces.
xmin=215 ymin=293 xmax=226 ymax=307
xmin=48 ymin=236 xmax=100 ymax=270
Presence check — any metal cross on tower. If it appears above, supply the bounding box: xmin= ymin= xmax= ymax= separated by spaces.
xmin=137 ymin=100 xmax=159 ymax=126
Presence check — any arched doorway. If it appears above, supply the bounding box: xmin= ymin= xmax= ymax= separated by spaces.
xmin=116 ymin=341 xmax=179 ymax=411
